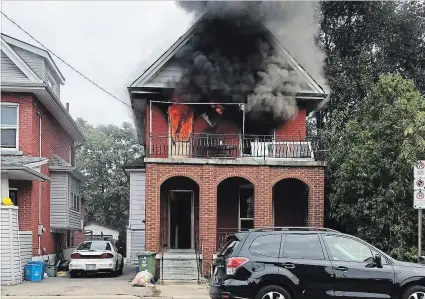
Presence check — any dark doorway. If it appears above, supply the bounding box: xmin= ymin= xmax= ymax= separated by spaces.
xmin=170 ymin=191 xmax=193 ymax=249
xmin=273 ymin=179 xmax=309 ymax=227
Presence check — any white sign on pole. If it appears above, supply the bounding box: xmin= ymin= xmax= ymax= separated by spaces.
xmin=414 ymin=178 xmax=425 ymax=190
xmin=414 ymin=190 xmax=425 ymax=209
xmin=414 ymin=160 xmax=425 ymax=178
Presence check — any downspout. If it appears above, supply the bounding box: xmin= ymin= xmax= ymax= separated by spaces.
xmin=37 ymin=111 xmax=42 ymax=256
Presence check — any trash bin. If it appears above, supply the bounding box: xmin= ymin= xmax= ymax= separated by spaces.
xmin=45 ymin=265 xmax=57 ymax=277
xmin=24 ymin=262 xmax=44 ymax=281
xmin=137 ymin=252 xmax=156 ymax=276
xmin=27 ymin=261 xmax=46 ymax=280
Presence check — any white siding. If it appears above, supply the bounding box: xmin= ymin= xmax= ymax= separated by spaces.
xmin=11 ymin=46 xmax=45 ymax=79
xmin=18 ymin=231 xmax=32 ymax=280
xmin=142 ymin=60 xmax=183 ymax=88
xmin=129 ymin=171 xmax=146 ymax=230
xmin=128 ymin=229 xmax=145 ymax=264
xmin=1 ymin=50 xmax=31 ymax=83
xmin=50 ymin=172 xmax=69 ymax=229
xmin=1 ymin=206 xmax=22 ymax=285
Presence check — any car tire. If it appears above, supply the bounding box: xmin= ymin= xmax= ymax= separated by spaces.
xmin=255 ymin=285 xmax=292 ymax=299
xmin=402 ymin=285 xmax=425 ymax=299
xmin=69 ymin=270 xmax=78 ymax=278
xmin=111 ymin=261 xmax=119 ymax=277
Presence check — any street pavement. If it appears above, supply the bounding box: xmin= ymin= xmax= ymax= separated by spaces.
xmin=1 ymin=266 xmax=210 ymax=299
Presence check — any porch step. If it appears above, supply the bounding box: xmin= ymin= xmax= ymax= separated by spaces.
xmin=161 ymin=250 xmax=200 ymax=281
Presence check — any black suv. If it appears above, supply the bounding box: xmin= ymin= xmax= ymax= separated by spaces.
xmin=210 ymin=227 xmax=425 ymax=299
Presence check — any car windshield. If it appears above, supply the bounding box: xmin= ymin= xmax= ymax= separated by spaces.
xmin=77 ymin=241 xmax=111 ymax=251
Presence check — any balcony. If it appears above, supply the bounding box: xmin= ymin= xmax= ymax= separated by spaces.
xmin=148 ymin=134 xmax=325 ymax=161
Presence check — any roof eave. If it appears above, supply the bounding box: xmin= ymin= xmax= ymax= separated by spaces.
xmin=1 ymin=83 xmax=85 ymax=143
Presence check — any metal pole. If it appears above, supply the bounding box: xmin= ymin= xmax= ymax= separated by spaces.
xmin=419 ymin=209 xmax=423 ymax=263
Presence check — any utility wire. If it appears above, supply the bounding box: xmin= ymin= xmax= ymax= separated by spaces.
xmin=1 ymin=11 xmax=142 ymax=114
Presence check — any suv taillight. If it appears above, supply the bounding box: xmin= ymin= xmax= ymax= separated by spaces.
xmin=101 ymin=253 xmax=114 ymax=259
xmin=71 ymin=253 xmax=81 ymax=259
xmin=226 ymin=257 xmax=249 ymax=275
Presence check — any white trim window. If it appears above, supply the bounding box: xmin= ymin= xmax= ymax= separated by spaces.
xmin=1 ymin=103 xmax=19 ymax=150
xmin=239 ymin=185 xmax=254 ymax=231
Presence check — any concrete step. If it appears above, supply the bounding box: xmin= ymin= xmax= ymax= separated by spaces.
xmin=162 ymin=260 xmax=198 ymax=268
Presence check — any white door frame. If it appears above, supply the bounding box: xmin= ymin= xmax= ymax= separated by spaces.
xmin=238 ymin=184 xmax=254 ymax=231
xmin=168 ymin=190 xmax=195 ymax=249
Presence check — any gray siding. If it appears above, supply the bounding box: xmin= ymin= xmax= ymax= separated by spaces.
xmin=44 ymin=63 xmax=60 ymax=98
xmin=50 ymin=172 xmax=69 ymax=229
xmin=11 ymin=46 xmax=45 ymax=79
xmin=19 ymin=231 xmax=32 ymax=280
xmin=1 ymin=207 xmax=21 ymax=285
xmin=129 ymin=171 xmax=146 ymax=230
xmin=68 ymin=175 xmax=81 ymax=229
xmin=1 ymin=50 xmax=31 ymax=83
xmin=129 ymin=229 xmax=145 ymax=264
xmin=143 ymin=60 xmax=183 ymax=88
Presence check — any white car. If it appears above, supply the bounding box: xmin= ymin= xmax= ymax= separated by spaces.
xmin=69 ymin=240 xmax=124 ymax=278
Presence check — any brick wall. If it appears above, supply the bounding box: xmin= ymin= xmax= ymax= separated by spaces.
xmin=145 ymin=163 xmax=324 ymax=274
xmin=275 ymin=109 xmax=306 ymax=141
xmin=145 ymin=102 xmax=169 ymax=157
xmin=2 ymin=92 xmax=74 ymax=256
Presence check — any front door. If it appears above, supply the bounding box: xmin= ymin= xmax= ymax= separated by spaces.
xmin=169 ymin=191 xmax=193 ymax=249
xmin=322 ymin=234 xmax=395 ymax=299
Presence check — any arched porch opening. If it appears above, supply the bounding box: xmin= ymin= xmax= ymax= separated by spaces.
xmin=216 ymin=177 xmax=254 ymax=249
xmin=273 ymin=178 xmax=309 ymax=227
xmin=160 ymin=176 xmax=199 ymax=250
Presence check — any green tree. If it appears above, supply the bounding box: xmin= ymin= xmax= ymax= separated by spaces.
xmin=324 ymin=74 xmax=425 ymax=261
xmin=75 ymin=118 xmax=143 ymax=231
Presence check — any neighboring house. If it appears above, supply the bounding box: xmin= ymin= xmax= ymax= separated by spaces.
xmin=0 ymin=34 xmax=86 ymax=261
xmin=84 ymin=220 xmax=119 ymax=240
xmin=127 ymin=14 xmax=328 ymax=278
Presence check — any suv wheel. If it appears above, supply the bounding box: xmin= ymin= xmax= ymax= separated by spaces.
xmin=403 ymin=286 xmax=425 ymax=299
xmin=255 ymin=285 xmax=292 ymax=299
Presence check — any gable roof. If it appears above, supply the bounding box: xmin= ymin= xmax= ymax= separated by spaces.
xmin=129 ymin=13 xmax=326 ymax=97
xmin=49 ymin=154 xmax=87 ymax=182
xmin=2 ymin=34 xmax=65 ymax=84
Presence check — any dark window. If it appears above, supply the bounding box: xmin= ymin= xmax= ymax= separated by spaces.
xmin=249 ymin=234 xmax=281 ymax=257
xmin=283 ymin=234 xmax=324 ymax=260
xmin=9 ymin=190 xmax=18 ymax=206
xmin=324 ymin=235 xmax=373 ymax=262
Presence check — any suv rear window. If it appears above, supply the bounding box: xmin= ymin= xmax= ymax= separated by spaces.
xmin=282 ymin=234 xmax=324 ymax=260
xmin=249 ymin=234 xmax=281 ymax=257
xmin=218 ymin=240 xmax=240 ymax=257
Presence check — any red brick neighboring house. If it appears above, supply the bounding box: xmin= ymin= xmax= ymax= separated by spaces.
xmin=127 ymin=15 xmax=328 ymax=276
xmin=1 ymin=34 xmax=86 ymax=260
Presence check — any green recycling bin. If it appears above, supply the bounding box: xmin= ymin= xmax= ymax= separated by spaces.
xmin=137 ymin=251 xmax=157 ymax=276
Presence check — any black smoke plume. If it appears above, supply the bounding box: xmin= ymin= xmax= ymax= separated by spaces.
xmin=173 ymin=1 xmax=325 ymax=124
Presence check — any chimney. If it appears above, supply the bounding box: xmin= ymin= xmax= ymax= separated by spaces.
xmin=66 ymin=103 xmax=69 ymax=112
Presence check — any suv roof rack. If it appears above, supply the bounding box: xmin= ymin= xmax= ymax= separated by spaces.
xmin=249 ymin=227 xmax=339 ymax=233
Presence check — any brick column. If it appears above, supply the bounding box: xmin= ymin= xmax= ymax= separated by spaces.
xmin=145 ymin=164 xmax=161 ymax=252
xmin=254 ymin=167 xmax=273 ymax=228
xmin=308 ymin=168 xmax=325 ymax=227
xmin=199 ymin=165 xmax=216 ymax=276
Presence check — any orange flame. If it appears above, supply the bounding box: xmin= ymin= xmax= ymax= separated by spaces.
xmin=168 ymin=100 xmax=194 ymax=141
xmin=212 ymin=104 xmax=223 ymax=114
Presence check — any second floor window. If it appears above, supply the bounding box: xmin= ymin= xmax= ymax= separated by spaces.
xmin=1 ymin=103 xmax=18 ymax=149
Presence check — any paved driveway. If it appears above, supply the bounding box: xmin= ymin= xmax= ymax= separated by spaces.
xmin=1 ymin=266 xmax=152 ymax=297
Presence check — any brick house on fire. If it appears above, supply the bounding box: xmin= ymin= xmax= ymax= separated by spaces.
xmin=1 ymin=34 xmax=86 ymax=261
xmin=127 ymin=13 xmax=328 ymax=277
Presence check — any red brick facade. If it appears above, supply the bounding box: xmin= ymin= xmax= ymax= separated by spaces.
xmin=145 ymin=163 xmax=324 ymax=274
xmin=275 ymin=108 xmax=307 ymax=141
xmin=2 ymin=92 xmax=82 ymax=256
